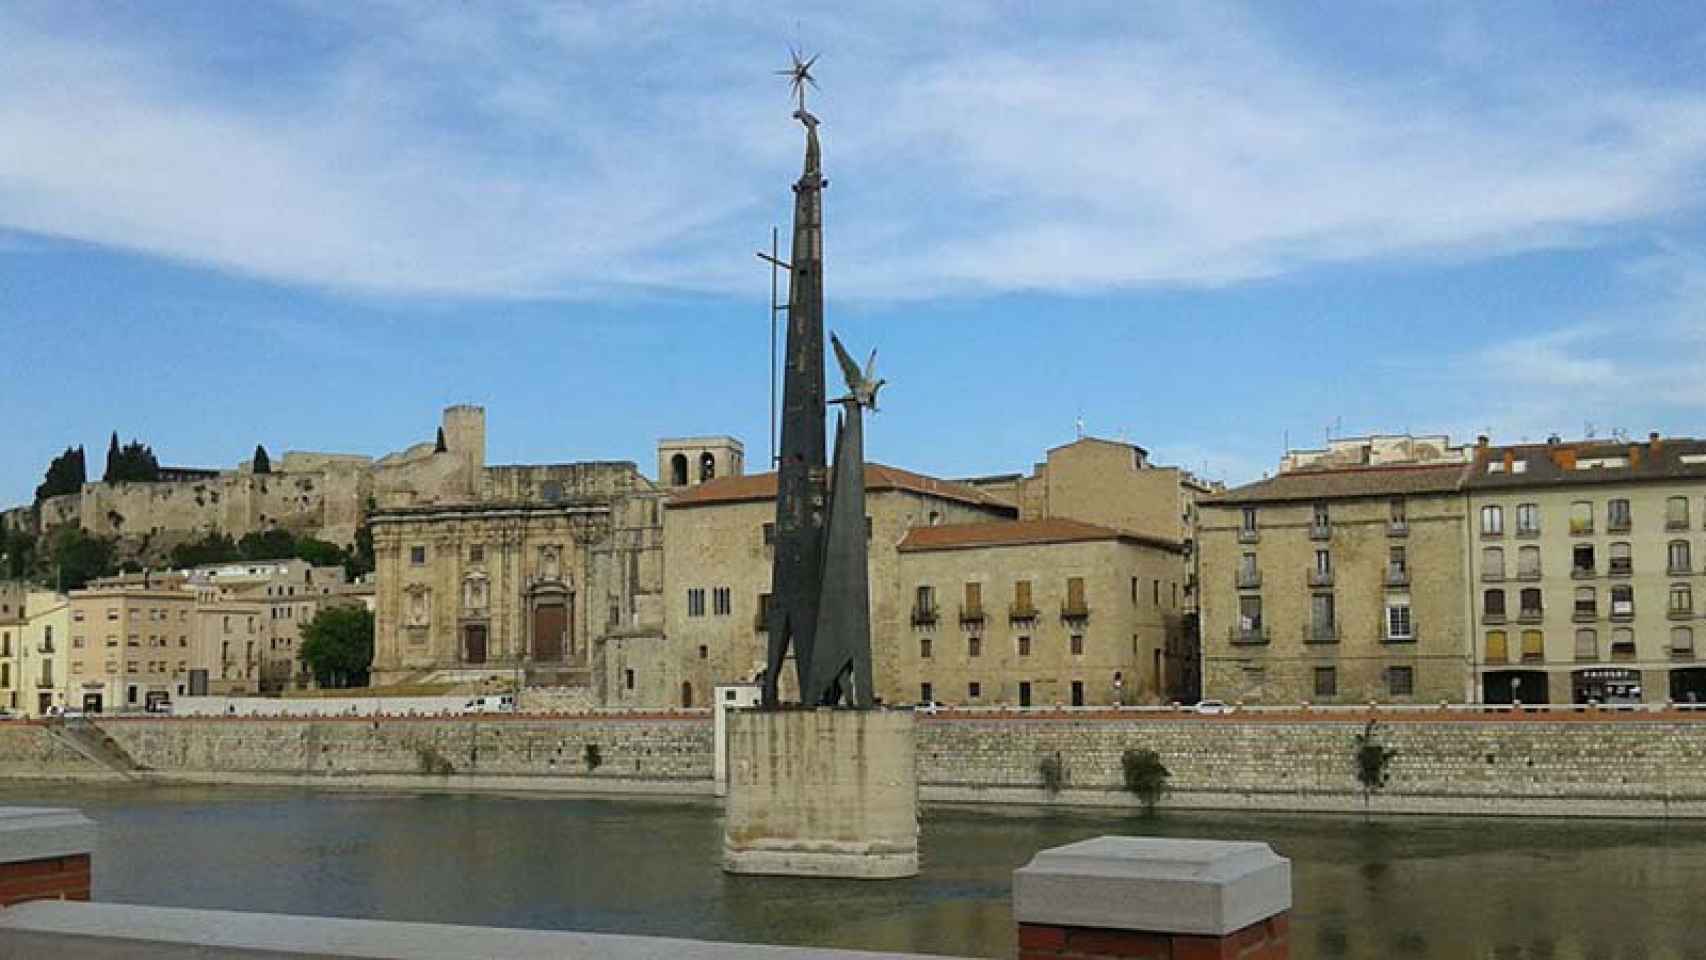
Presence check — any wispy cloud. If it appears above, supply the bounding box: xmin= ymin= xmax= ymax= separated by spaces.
xmin=1 ymin=2 xmax=1704 ymax=301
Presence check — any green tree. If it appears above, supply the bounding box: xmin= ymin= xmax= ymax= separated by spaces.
xmin=434 ymin=427 xmax=447 ymax=453
xmin=50 ymin=525 xmax=116 ymax=591
xmin=1353 ymin=719 xmax=1398 ymax=815
xmin=294 ymin=537 xmax=345 ymax=568
xmin=169 ymin=532 xmax=240 ymax=569
xmin=103 ymin=432 xmax=160 ymax=483
xmin=253 ymin=445 xmax=271 ymax=474
xmin=1121 ymin=748 xmax=1171 ymax=816
xmin=1 ymin=525 xmax=39 ymax=580
xmin=238 ymin=528 xmax=297 ymax=560
xmin=298 ymin=605 xmax=374 ymax=689
xmin=35 ymin=446 xmax=86 ymax=502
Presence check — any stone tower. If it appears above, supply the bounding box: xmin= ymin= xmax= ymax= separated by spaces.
xmin=657 ymin=437 xmax=746 ymax=488
xmin=440 ymin=405 xmax=487 ymax=496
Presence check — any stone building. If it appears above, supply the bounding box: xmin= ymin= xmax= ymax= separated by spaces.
xmin=1199 ymin=462 xmax=1470 ymax=704
xmin=0 ymin=583 xmax=23 ymax=713
xmin=895 ymin=518 xmax=1186 ymax=707
xmin=1462 ymin=434 xmax=1706 ymax=705
xmin=1279 ymin=433 xmax=1473 ymax=474
xmin=368 ymin=463 xmax=665 ymax=691
xmin=18 ymin=592 xmax=71 ymax=716
xmin=657 ymin=465 xmax=1016 ymax=709
xmin=66 ymin=577 xmax=198 ymax=713
xmin=186 ymin=560 xmax=349 ymax=694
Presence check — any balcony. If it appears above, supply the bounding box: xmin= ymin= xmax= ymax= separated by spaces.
xmin=1481 ymin=569 xmax=1506 ymax=583
xmin=1572 ymin=605 xmax=1598 ymax=623
xmin=1571 ymin=566 xmax=1596 ymax=580
xmin=1515 ymin=526 xmax=1542 ymax=540
xmin=958 ymin=604 xmax=985 ymax=625
xmin=1303 ymin=623 xmax=1340 ymax=645
xmin=1386 ymin=520 xmax=1409 ymax=538
xmin=1060 ymin=601 xmax=1090 ymax=623
xmin=1237 ymin=528 xmax=1260 ymax=544
xmin=1008 ymin=602 xmax=1039 ymax=623
xmin=1608 ymin=518 xmax=1632 ymax=534
xmin=910 ymin=604 xmax=940 ymax=627
xmin=1516 ymin=567 xmax=1543 ymax=582
xmin=1308 ymin=524 xmax=1331 ymax=542
xmin=1236 ymin=569 xmax=1262 ymax=589
xmin=1229 ymin=625 xmax=1269 ymax=646
xmin=1384 ymin=627 xmax=1418 ymax=644
xmin=1518 ymin=607 xmax=1545 ymax=624
xmin=1307 ymin=569 xmax=1334 ymax=588
xmin=1609 ymin=560 xmax=1633 ymax=578
xmin=1611 ymin=644 xmax=1637 ymax=662
xmin=1670 ymin=607 xmax=1696 ymax=621
xmin=1672 ymin=645 xmax=1696 ymax=661
xmin=36 ymin=643 xmax=54 ymax=654
xmin=1483 ymin=611 xmax=1507 ymax=625
xmin=1667 ymin=518 xmax=1691 ymax=532
xmin=1610 ymin=602 xmax=1635 ymax=622
xmin=1569 ymin=522 xmax=1593 ymax=537
xmin=1384 ymin=567 xmax=1410 ymax=587
xmin=1669 ymin=563 xmax=1693 ymax=576
xmin=35 ymin=675 xmax=54 ymax=689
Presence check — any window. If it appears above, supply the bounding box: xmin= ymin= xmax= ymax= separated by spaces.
xmin=1484 ymin=589 xmax=1506 ymax=619
xmin=1611 ymin=584 xmax=1634 ymax=619
xmin=1065 ymin=577 xmax=1087 ymax=615
xmin=713 ymin=587 xmax=731 ymax=616
xmin=72 ymin=610 xmax=84 ymax=623
xmin=963 ymin=582 xmax=983 ymax=620
xmin=1238 ymin=552 xmax=1259 ymax=587
xmin=1389 ymin=498 xmax=1406 ymax=525
xmin=1311 ymin=503 xmax=1330 ymax=534
xmin=1386 ymin=666 xmax=1414 ymax=696
xmin=1570 ymin=502 xmax=1593 ymax=535
xmin=1670 ymin=540 xmax=1692 ymax=574
xmin=1608 ymin=498 xmax=1631 ymax=532
xmin=968 ymin=636 xmax=981 ymax=658
xmin=1610 ymin=542 xmax=1633 ymax=576
xmin=1017 ymin=635 xmax=1031 ymax=657
xmin=1483 ymin=546 xmax=1505 ymax=580
xmin=1307 ymin=666 xmax=1336 ymax=698
xmin=968 ymin=681 xmax=981 ymax=699
xmin=1314 ymin=550 xmax=1331 ymax=575
xmin=1667 ymin=496 xmax=1690 ymax=530
xmin=1486 ymin=630 xmax=1509 ymax=663
xmin=920 ymin=636 xmax=932 ymax=659
xmin=1574 ymin=628 xmax=1598 ymax=660
xmin=468 ymin=544 xmax=484 ymax=563
xmin=1521 ymin=630 xmax=1544 ymax=662
xmin=1070 ymin=681 xmax=1084 ymax=707
xmin=761 ymin=522 xmax=775 ymax=545
xmin=1310 ymin=593 xmax=1336 ymax=642
xmin=1012 ymin=580 xmax=1035 ymax=617
xmin=697 ymin=645 xmax=707 ymax=660
xmin=1240 ymin=507 xmax=1257 ymax=534
xmin=1519 ymin=588 xmax=1543 ymax=619
xmin=914 ymin=585 xmax=938 ymax=624
xmin=72 ymin=636 xmax=85 ymax=649
xmin=624 ymin=669 xmax=635 ymax=691
xmin=1673 ymin=627 xmax=1695 ymax=657
xmin=1238 ymin=595 xmax=1263 ymax=640
xmin=1516 ymin=503 xmax=1540 ymax=536
xmin=1388 ymin=546 xmax=1407 ymax=584
xmin=410 ymin=545 xmax=426 ymax=565
xmin=1612 ymin=627 xmax=1636 ymax=659
xmin=1070 ymin=634 xmax=1084 ymax=656
xmin=1386 ymin=601 xmax=1413 ymax=641
xmin=1481 ymin=505 xmax=1504 ymax=536
xmin=106 ymin=608 xmax=118 ymax=621
xmin=1574 ymin=586 xmax=1596 ymax=619
xmin=1517 ymin=545 xmax=1541 ymax=579
xmin=1573 ymin=543 xmax=1595 ymax=576
xmin=920 ymin=682 xmax=933 ymax=703
xmin=1670 ymin=583 xmax=1694 ymax=615
xmin=687 ymin=588 xmax=705 ymax=617
xmin=1018 ymin=682 xmax=1032 ymax=707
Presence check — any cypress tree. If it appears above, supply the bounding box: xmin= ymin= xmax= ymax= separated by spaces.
xmin=253 ymin=444 xmax=272 ymax=474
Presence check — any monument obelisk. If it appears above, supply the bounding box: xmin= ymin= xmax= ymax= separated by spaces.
xmin=724 ymin=52 xmax=918 ymax=879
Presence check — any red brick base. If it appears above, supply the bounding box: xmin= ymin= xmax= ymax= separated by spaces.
xmin=0 ymin=853 xmax=91 ymax=907
xmin=1018 ymin=913 xmax=1289 ymax=960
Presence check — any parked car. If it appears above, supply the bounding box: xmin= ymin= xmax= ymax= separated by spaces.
xmin=911 ymin=701 xmax=943 ymax=715
xmin=0 ymin=708 xmax=16 ymax=721
xmin=461 ymin=694 xmax=516 ymax=715
xmin=1193 ymin=699 xmax=1234 ymax=715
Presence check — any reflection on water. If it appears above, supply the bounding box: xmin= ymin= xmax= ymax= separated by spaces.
xmin=4 ymin=783 xmax=1706 ymax=959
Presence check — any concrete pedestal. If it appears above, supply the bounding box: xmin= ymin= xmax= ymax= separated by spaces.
xmin=0 ymin=807 xmax=96 ymax=908
xmin=723 ymin=709 xmax=918 ymax=879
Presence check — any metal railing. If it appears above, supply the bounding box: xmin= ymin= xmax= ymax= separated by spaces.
xmin=1302 ymin=623 xmax=1339 ymax=645
xmin=910 ymin=605 xmax=939 ymax=627
xmin=1236 ymin=569 xmax=1262 ymax=589
xmin=1228 ymin=625 xmax=1269 ymax=645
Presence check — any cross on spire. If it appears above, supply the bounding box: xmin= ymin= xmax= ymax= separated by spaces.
xmin=776 ymin=47 xmax=819 ymax=112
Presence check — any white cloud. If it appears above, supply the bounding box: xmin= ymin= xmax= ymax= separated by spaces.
xmin=1 ymin=3 xmax=1704 ymax=300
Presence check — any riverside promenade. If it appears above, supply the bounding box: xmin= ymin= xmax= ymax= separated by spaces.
xmin=7 ymin=704 xmax=1706 ymax=817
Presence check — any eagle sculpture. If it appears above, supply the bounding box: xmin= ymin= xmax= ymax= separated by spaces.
xmin=830 ymin=332 xmax=885 ymax=411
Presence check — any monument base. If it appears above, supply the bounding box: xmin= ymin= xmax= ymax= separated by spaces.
xmin=723 ymin=708 xmax=918 ymax=880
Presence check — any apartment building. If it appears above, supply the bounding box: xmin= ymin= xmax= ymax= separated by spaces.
xmin=19 ymin=592 xmax=71 ymax=716
xmin=897 ymin=519 xmax=1187 ymax=707
xmin=1199 ymin=463 xmax=1469 ymax=704
xmin=1464 ymin=435 xmax=1706 ymax=705
xmin=188 ymin=560 xmax=348 ymax=693
xmin=0 ymin=582 xmax=23 ymax=713
xmin=67 ymin=578 xmax=198 ymax=713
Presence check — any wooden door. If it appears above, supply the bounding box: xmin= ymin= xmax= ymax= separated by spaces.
xmin=532 ymin=604 xmax=566 ymax=662
xmin=464 ymin=624 xmax=488 ymax=665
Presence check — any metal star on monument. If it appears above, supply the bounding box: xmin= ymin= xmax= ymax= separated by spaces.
xmin=775 ymin=47 xmax=819 ymax=110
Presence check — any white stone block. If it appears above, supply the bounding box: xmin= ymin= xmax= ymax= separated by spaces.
xmin=1013 ymin=836 xmax=1290 ymax=936
xmin=0 ymin=807 xmax=97 ymax=863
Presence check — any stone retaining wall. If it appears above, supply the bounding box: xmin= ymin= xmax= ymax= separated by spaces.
xmin=11 ymin=712 xmax=1706 ymax=817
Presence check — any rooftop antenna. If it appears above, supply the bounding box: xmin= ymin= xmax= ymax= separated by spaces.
xmin=1075 ymin=414 xmax=1085 ymax=440
xmin=1585 ymin=421 xmax=1597 ymax=439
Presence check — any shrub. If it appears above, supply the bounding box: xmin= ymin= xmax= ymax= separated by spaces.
xmin=416 ymin=745 xmax=454 ymax=775
xmin=1121 ymin=748 xmax=1170 ymax=814
xmin=1353 ymin=719 xmax=1398 ymax=811
xmin=584 ymin=743 xmax=603 ymax=771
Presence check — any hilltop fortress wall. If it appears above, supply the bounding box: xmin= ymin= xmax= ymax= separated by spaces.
xmin=24 ymin=406 xmax=486 ymax=550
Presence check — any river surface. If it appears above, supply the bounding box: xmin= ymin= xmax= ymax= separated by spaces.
xmin=3 ymin=783 xmax=1705 ymax=959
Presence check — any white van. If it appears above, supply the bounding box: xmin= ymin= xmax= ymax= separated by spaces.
xmin=461 ymin=694 xmax=516 ymax=715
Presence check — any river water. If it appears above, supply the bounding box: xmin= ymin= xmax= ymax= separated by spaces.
xmin=2 ymin=783 xmax=1705 ymax=959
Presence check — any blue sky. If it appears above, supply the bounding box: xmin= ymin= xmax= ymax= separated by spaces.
xmin=2 ymin=1 xmax=1705 ymax=505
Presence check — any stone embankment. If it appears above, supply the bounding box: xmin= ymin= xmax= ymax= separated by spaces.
xmin=8 ymin=709 xmax=1706 ymax=817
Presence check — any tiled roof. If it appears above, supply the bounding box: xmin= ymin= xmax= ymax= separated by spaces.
xmin=898 ymin=518 xmax=1181 ymax=553
xmin=1463 ymin=438 xmax=1706 ymax=490
xmin=667 ymin=463 xmax=1016 ymax=514
xmin=1208 ymin=463 xmax=1467 ymax=505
